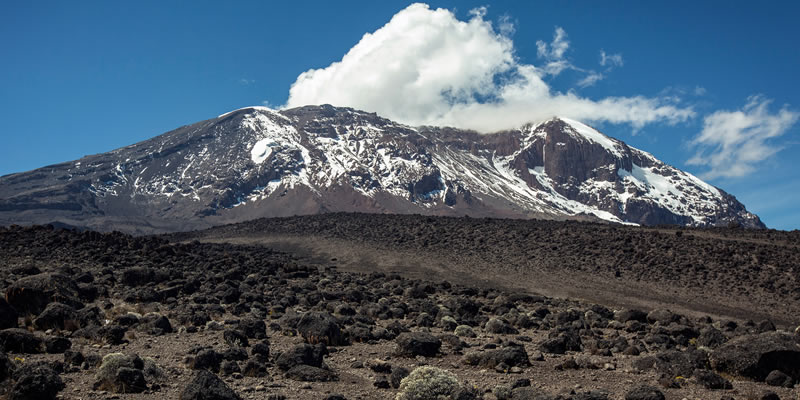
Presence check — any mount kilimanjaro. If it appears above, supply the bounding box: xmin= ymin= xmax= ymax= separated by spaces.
xmin=0 ymin=105 xmax=764 ymax=233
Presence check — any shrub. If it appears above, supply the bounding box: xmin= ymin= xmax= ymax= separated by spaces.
xmin=93 ymin=353 xmax=146 ymax=393
xmin=439 ymin=316 xmax=458 ymax=331
xmin=395 ymin=366 xmax=462 ymax=400
xmin=454 ymin=325 xmax=476 ymax=338
xmin=493 ymin=384 xmax=513 ymax=400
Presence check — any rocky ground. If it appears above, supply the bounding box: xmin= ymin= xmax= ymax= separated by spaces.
xmin=0 ymin=221 xmax=798 ymax=400
xmin=172 ymin=213 xmax=800 ymax=326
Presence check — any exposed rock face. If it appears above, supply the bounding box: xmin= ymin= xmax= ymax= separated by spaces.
xmin=0 ymin=105 xmax=764 ymax=233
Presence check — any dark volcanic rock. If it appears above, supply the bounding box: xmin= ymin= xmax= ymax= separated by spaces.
xmin=395 ymin=332 xmax=441 ymax=357
xmin=615 ymin=309 xmax=648 ymax=323
xmin=0 ymin=329 xmax=43 ymax=353
xmin=45 ymin=337 xmax=71 ymax=354
xmin=8 ymin=364 xmax=64 ymax=400
xmin=237 ymin=318 xmax=267 ymax=339
xmin=181 ymin=370 xmax=242 ymax=400
xmin=463 ymin=345 xmax=531 ymax=369
xmin=5 ymin=273 xmax=82 ymax=315
xmin=285 ymin=364 xmax=338 ymax=382
xmin=693 ymin=369 xmax=732 ymax=389
xmin=33 ymin=302 xmax=79 ymax=331
xmin=624 ymin=385 xmax=665 ymax=400
xmin=296 ymin=311 xmax=347 ymax=346
xmin=275 ymin=343 xmax=326 ymax=371
xmin=0 ymin=298 xmax=19 ymax=329
xmin=0 ymin=352 xmax=12 ymax=382
xmin=539 ymin=331 xmax=582 ymax=354
xmin=764 ymin=369 xmax=793 ymax=387
xmin=190 ymin=349 xmax=222 ymax=373
xmin=391 ymin=366 xmax=410 ymax=388
xmin=709 ymin=331 xmax=800 ymax=381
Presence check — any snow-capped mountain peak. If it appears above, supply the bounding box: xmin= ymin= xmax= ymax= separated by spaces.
xmin=0 ymin=105 xmax=763 ymax=233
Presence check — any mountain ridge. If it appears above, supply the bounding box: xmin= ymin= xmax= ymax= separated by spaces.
xmin=0 ymin=105 xmax=764 ymax=233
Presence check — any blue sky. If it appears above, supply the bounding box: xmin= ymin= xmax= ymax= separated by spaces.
xmin=2 ymin=1 xmax=799 ymax=229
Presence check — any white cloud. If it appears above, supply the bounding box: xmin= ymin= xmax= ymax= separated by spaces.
xmin=239 ymin=78 xmax=256 ymax=85
xmin=599 ymin=50 xmax=624 ymax=67
xmin=285 ymin=3 xmax=694 ymax=132
xmin=577 ymin=71 xmax=604 ymax=88
xmin=693 ymin=86 xmax=707 ymax=96
xmin=536 ymin=26 xmax=569 ymax=62
xmin=688 ymin=96 xmax=799 ymax=179
xmin=497 ymin=14 xmax=515 ymax=37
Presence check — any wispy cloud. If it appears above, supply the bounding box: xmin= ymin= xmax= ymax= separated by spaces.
xmin=536 ymin=26 xmax=570 ymax=74
xmin=599 ymin=50 xmax=624 ymax=67
xmin=284 ymin=3 xmax=693 ymax=133
xmin=577 ymin=71 xmax=604 ymax=88
xmin=688 ymin=96 xmax=799 ymax=179
xmin=239 ymin=78 xmax=256 ymax=85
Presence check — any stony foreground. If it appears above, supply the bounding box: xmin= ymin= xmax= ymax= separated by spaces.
xmin=0 ymin=224 xmax=798 ymax=400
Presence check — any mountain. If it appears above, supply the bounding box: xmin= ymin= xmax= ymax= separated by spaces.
xmin=0 ymin=105 xmax=764 ymax=233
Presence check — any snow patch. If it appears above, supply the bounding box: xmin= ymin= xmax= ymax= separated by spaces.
xmin=559 ymin=117 xmax=623 ymax=157
xmin=251 ymin=139 xmax=274 ymax=164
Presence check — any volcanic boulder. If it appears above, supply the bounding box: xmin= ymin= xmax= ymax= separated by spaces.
xmin=709 ymin=332 xmax=800 ymax=382
xmin=5 ymin=273 xmax=82 ymax=315
xmin=180 ymin=370 xmax=242 ymax=400
xmin=296 ymin=312 xmax=347 ymax=346
xmin=395 ymin=332 xmax=441 ymax=357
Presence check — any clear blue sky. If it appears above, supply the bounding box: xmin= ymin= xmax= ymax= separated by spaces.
xmin=2 ymin=1 xmax=799 ymax=229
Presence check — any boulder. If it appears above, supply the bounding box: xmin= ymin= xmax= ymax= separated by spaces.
xmin=8 ymin=364 xmax=64 ymax=400
xmin=296 ymin=312 xmax=347 ymax=346
xmin=0 ymin=299 xmax=18 ymax=329
xmin=624 ymin=385 xmax=665 ymax=400
xmin=5 ymin=273 xmax=82 ymax=315
xmin=539 ymin=331 xmax=582 ymax=354
xmin=646 ymin=309 xmax=678 ymax=325
xmin=190 ymin=349 xmax=222 ymax=373
xmin=180 ymin=370 xmax=242 ymax=400
xmin=0 ymin=352 xmax=12 ymax=382
xmin=285 ymin=364 xmax=338 ymax=382
xmin=764 ymin=369 xmax=793 ymax=388
xmin=0 ymin=329 xmax=43 ymax=353
xmin=395 ymin=332 xmax=441 ymax=357
xmin=631 ymin=349 xmax=707 ymax=378
xmin=709 ymin=331 xmax=800 ymax=381
xmin=44 ymin=337 xmax=71 ymax=354
xmin=237 ymin=318 xmax=267 ymax=339
xmin=390 ymin=366 xmax=410 ymax=388
xmin=32 ymin=303 xmax=79 ymax=331
xmin=693 ymin=369 xmax=732 ymax=389
xmin=463 ymin=345 xmax=531 ymax=369
xmin=275 ymin=343 xmax=326 ymax=371
xmin=614 ymin=309 xmax=648 ymax=323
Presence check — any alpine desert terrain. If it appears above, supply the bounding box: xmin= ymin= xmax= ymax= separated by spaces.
xmin=0 ymin=216 xmax=797 ymax=400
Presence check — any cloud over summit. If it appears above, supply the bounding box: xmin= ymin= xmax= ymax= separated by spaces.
xmin=285 ymin=3 xmax=693 ymax=133
xmin=688 ymin=96 xmax=799 ymax=179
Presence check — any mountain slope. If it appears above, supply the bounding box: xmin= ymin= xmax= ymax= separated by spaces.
xmin=0 ymin=105 xmax=764 ymax=233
